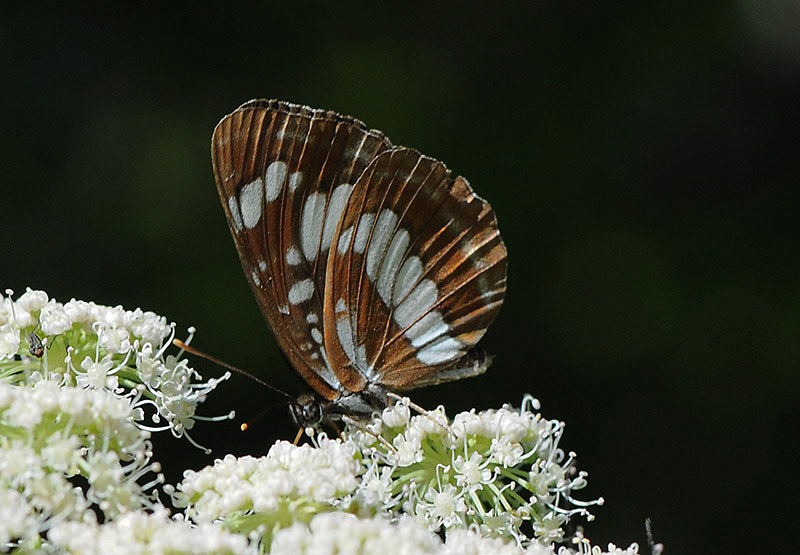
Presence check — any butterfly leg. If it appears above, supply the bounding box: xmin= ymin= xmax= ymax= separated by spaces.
xmin=386 ymin=392 xmax=453 ymax=438
xmin=341 ymin=415 xmax=396 ymax=454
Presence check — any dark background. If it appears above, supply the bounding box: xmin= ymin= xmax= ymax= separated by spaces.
xmin=2 ymin=3 xmax=797 ymax=553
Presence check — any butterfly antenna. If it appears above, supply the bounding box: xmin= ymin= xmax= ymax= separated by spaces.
xmin=173 ymin=338 xmax=294 ymax=400
xmin=239 ymin=401 xmax=289 ymax=431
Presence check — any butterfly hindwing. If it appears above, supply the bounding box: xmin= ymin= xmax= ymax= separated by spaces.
xmin=212 ymin=100 xmax=393 ymax=400
xmin=323 ymin=148 xmax=507 ymax=392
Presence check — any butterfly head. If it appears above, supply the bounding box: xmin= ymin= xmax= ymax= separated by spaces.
xmin=288 ymin=393 xmax=324 ymax=429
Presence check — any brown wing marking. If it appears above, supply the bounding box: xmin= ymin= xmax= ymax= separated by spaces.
xmin=212 ymin=100 xmax=392 ymax=399
xmin=323 ymin=148 xmax=507 ymax=392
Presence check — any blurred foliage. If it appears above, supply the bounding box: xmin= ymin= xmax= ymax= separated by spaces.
xmin=1 ymin=2 xmax=798 ymax=552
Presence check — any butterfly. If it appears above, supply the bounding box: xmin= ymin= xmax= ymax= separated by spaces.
xmin=211 ymin=100 xmax=507 ymax=428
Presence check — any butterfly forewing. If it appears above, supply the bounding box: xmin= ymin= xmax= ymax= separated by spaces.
xmin=212 ymin=100 xmax=393 ymax=400
xmin=323 ymin=148 xmax=507 ymax=392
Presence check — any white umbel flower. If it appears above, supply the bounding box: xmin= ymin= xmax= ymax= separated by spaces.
xmin=48 ymin=507 xmax=254 ymax=555
xmin=269 ymin=513 xmax=641 ymax=555
xmin=0 ymin=288 xmax=231 ymax=450
xmin=0 ymin=322 xmax=20 ymax=361
xmin=173 ymin=437 xmax=361 ymax=549
xmin=40 ymin=299 xmax=74 ymax=335
xmin=0 ymin=488 xmax=40 ymax=548
xmin=0 ymin=288 xmax=646 ymax=555
xmin=270 ymin=513 xmax=440 ymax=554
xmin=0 ymin=288 xmax=233 ymax=551
xmin=173 ymin=396 xmax=611 ymax=551
xmin=15 ymin=288 xmax=48 ymax=312
xmin=344 ymin=396 xmax=603 ymax=544
xmin=0 ymin=378 xmax=162 ymax=548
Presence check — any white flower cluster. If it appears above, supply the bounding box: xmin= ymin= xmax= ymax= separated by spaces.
xmin=171 ymin=437 xmax=361 ymax=547
xmin=0 ymin=288 xmax=235 ymax=551
xmin=270 ymin=512 xmax=641 ymax=555
xmin=48 ymin=507 xmax=253 ymax=555
xmin=0 ymin=288 xmax=169 ymax=359
xmin=0 ymin=288 xmax=231 ymax=449
xmin=0 ymin=379 xmax=161 ymax=549
xmin=0 ymin=288 xmax=643 ymax=554
xmin=347 ymin=396 xmax=603 ymax=544
xmin=172 ymin=396 xmax=609 ymax=552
